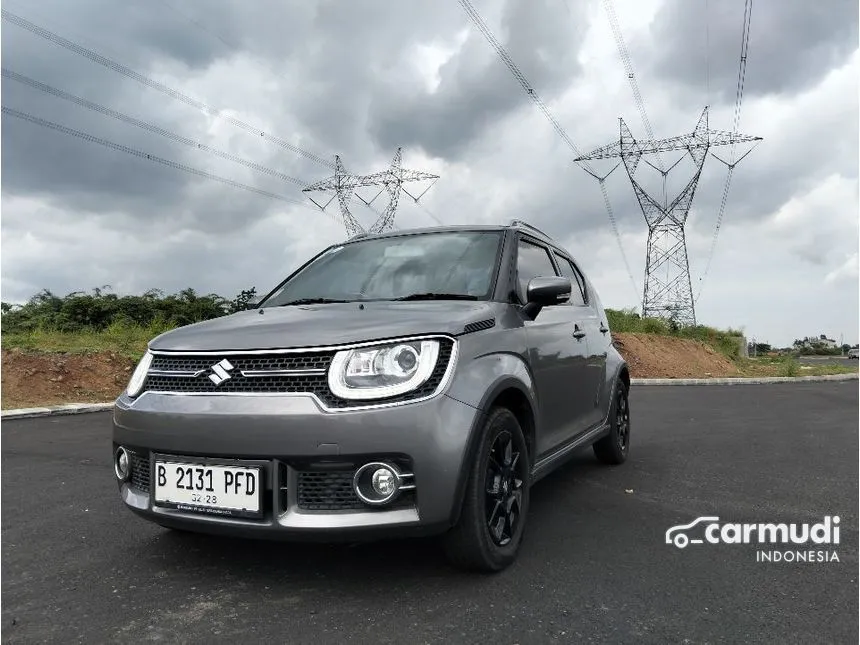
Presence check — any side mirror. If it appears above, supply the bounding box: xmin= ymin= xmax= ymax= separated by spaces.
xmin=244 ymin=296 xmax=262 ymax=310
xmin=522 ymin=276 xmax=571 ymax=320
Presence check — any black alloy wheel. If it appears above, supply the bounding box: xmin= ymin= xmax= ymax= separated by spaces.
xmin=593 ymin=379 xmax=631 ymax=465
xmin=444 ymin=407 xmax=531 ymax=572
xmin=614 ymin=385 xmax=630 ymax=453
xmin=484 ymin=429 xmax=525 ymax=547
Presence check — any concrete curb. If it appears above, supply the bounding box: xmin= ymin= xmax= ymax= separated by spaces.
xmin=631 ymin=373 xmax=859 ymax=386
xmin=1 ymin=373 xmax=857 ymax=419
xmin=1 ymin=402 xmax=114 ymax=420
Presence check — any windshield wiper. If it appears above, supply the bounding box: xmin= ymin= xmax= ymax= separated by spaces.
xmin=393 ymin=292 xmax=479 ymax=301
xmin=278 ymin=298 xmax=351 ymax=306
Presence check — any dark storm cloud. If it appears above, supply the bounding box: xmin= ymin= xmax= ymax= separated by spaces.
xmin=366 ymin=0 xmax=593 ymax=159
xmin=1 ymin=0 xmax=856 ymax=347
xmin=0 ymin=0 xmax=468 ymax=240
xmin=0 ymin=0 xmax=327 ymax=234
xmin=0 ymin=204 xmax=337 ymax=303
xmin=640 ymin=0 xmax=858 ymax=106
xmin=1 ymin=0 xmax=235 ymax=72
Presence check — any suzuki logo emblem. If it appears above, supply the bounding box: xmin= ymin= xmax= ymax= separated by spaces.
xmin=208 ymin=359 xmax=235 ymax=385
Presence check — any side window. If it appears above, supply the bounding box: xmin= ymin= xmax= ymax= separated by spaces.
xmin=516 ymin=239 xmax=558 ymax=302
xmin=553 ymin=253 xmax=588 ymax=306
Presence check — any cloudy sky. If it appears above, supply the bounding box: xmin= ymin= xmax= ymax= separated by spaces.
xmin=1 ymin=0 xmax=857 ymax=346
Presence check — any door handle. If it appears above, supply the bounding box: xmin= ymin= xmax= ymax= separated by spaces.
xmin=599 ymin=323 xmax=609 ymax=334
xmin=573 ymin=325 xmax=586 ymax=340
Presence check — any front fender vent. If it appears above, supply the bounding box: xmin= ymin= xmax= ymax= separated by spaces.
xmin=463 ymin=318 xmax=495 ymax=335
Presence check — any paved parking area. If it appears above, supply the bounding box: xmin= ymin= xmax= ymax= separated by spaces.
xmin=2 ymin=382 xmax=857 ymax=643
xmin=797 ymin=355 xmax=859 ymax=368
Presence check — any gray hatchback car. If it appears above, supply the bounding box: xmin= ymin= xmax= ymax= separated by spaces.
xmin=113 ymin=220 xmax=631 ymax=572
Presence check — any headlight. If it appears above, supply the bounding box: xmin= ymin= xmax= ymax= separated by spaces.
xmin=126 ymin=350 xmax=153 ymax=397
xmin=328 ymin=340 xmax=441 ymax=400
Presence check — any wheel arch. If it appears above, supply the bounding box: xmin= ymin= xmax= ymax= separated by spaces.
xmin=618 ymin=363 xmax=630 ymax=393
xmin=447 ymin=376 xmax=538 ymax=526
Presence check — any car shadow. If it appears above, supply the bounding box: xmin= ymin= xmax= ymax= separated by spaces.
xmin=135 ymin=449 xmax=609 ymax=583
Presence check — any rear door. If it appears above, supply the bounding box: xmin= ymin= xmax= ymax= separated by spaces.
xmin=553 ymin=252 xmax=608 ymax=429
xmin=515 ymin=236 xmax=593 ymax=455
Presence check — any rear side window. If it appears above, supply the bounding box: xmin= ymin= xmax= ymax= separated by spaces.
xmin=516 ymin=239 xmax=558 ymax=301
xmin=554 ymin=254 xmax=588 ymax=306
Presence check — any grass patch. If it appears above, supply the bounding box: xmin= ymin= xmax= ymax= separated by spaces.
xmin=606 ymin=308 xmax=744 ymax=360
xmin=735 ymin=356 xmax=856 ymax=377
xmin=1 ymin=320 xmax=170 ymax=360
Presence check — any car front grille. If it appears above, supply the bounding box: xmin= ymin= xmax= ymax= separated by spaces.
xmin=295 ymin=465 xmax=416 ymax=512
xmin=129 ymin=450 xmax=150 ymax=493
xmin=297 ymin=471 xmax=363 ymax=510
xmin=140 ymin=337 xmax=455 ymax=407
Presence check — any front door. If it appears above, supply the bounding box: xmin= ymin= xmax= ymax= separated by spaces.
xmin=516 ymin=237 xmax=593 ymax=457
xmin=554 ymin=252 xmax=607 ymax=429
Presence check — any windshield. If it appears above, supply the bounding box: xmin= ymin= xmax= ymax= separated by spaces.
xmin=261 ymin=230 xmax=503 ymax=306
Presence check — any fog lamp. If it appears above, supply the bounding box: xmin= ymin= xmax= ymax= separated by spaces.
xmin=371 ymin=467 xmax=397 ymax=496
xmin=353 ymin=461 xmax=401 ymax=506
xmin=115 ymin=447 xmax=131 ymax=481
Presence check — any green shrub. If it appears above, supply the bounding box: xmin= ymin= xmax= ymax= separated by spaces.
xmin=1 ymin=285 xmax=256 ymax=335
xmin=604 ymin=309 xmax=744 ymax=359
xmin=777 ymin=358 xmax=801 ymax=377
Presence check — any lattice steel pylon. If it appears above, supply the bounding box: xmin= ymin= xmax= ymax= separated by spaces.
xmin=302 ymin=148 xmax=439 ymax=237
xmin=302 ymin=155 xmax=364 ymax=237
xmin=575 ymin=107 xmax=762 ymax=326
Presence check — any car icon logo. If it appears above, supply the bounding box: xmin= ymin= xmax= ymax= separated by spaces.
xmin=666 ymin=516 xmax=720 ymax=548
xmin=207 ymin=359 xmax=235 ymax=385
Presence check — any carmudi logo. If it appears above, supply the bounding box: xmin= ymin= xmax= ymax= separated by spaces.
xmin=666 ymin=515 xmax=841 ymax=563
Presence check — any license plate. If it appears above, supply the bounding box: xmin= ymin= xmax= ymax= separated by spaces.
xmin=152 ymin=459 xmax=263 ymax=518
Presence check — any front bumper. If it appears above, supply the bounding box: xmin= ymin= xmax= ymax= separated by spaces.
xmin=112 ymin=390 xmax=481 ymax=540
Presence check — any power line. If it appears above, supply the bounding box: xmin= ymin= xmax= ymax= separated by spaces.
xmin=695 ymin=0 xmax=754 ymax=303
xmin=602 ymin=0 xmax=664 ymax=173
xmin=457 ymin=0 xmax=639 ymax=301
xmin=459 ymin=0 xmax=591 ymax=166
xmin=147 ymin=2 xmax=439 ymax=236
xmin=1 ymin=106 xmax=343 ymax=224
xmin=412 ymin=200 xmax=445 ymax=227
xmin=2 ymin=68 xmax=309 ymax=188
xmin=150 ymin=0 xmax=301 ymax=91
xmin=730 ymin=0 xmax=753 ymax=140
xmin=2 ymin=9 xmax=439 ymax=233
xmin=1 ymin=9 xmax=334 ymax=169
xmin=705 ymin=0 xmax=711 ymax=107
xmin=151 ymin=0 xmax=236 ymax=52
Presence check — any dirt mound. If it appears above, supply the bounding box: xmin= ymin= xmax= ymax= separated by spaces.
xmin=1 ymin=334 xmax=740 ymax=409
xmin=1 ymin=349 xmax=135 ymax=410
xmin=613 ymin=332 xmax=741 ymax=379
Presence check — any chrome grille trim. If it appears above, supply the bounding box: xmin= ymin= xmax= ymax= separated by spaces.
xmin=239 ymin=369 xmax=327 ymax=377
xmin=148 ymin=369 xmax=207 ymax=378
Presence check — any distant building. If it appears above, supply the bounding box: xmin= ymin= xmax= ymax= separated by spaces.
xmin=794 ymin=335 xmax=840 ymax=351
xmin=817 ymin=334 xmax=838 ymax=348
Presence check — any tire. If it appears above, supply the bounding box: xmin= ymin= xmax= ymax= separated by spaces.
xmin=593 ymin=379 xmax=630 ymax=465
xmin=443 ymin=407 xmax=531 ymax=573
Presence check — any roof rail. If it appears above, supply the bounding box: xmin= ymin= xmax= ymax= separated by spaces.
xmin=508 ymin=219 xmax=553 ymax=241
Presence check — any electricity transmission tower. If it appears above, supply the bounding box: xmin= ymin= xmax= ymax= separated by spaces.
xmin=575 ymin=107 xmax=761 ymax=326
xmin=302 ymin=148 xmax=439 ymax=237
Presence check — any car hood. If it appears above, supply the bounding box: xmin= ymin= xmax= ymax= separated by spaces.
xmin=148 ymin=301 xmax=501 ymax=351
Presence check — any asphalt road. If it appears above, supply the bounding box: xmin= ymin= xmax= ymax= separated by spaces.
xmin=796 ymin=355 xmax=860 ymax=368
xmin=3 ymin=382 xmax=858 ymax=644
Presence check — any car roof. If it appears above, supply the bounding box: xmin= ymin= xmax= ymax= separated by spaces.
xmin=345 ymin=220 xmax=558 ymax=247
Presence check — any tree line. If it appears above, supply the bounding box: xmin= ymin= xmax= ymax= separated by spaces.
xmin=1 ymin=286 xmax=259 ymax=333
